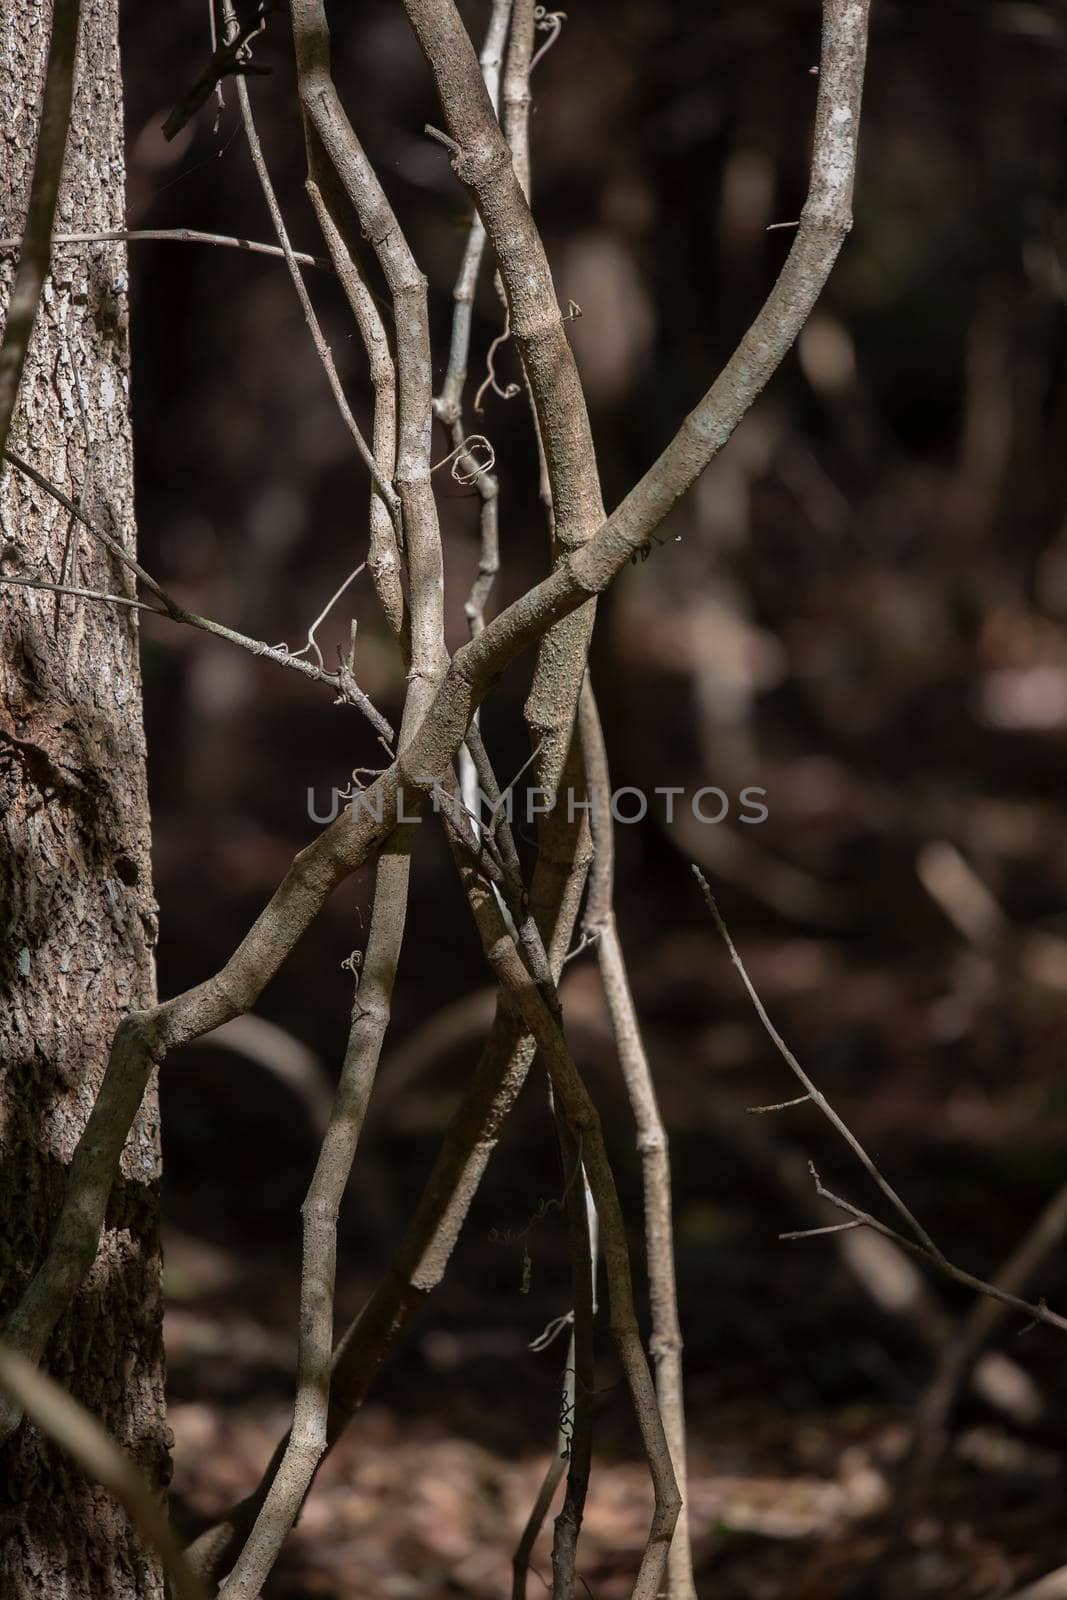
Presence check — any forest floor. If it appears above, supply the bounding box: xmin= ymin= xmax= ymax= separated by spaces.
xmin=166 ymin=1193 xmax=1067 ymax=1600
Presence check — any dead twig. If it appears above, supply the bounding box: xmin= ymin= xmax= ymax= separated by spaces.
xmin=694 ymin=867 xmax=942 ymax=1259
xmin=704 ymin=1089 xmax=1044 ymax=1429
xmin=796 ymin=1166 xmax=1067 ymax=1337
xmin=292 ymin=0 xmax=449 ymax=729
xmin=908 ymin=1182 xmax=1067 ymax=1502
xmin=0 ymin=228 xmax=330 ymax=269
xmin=696 ymin=871 xmax=1067 ymax=1341
xmin=0 ymin=451 xmax=393 ymax=739
xmin=303 ymin=153 xmax=405 ymax=638
xmin=224 ymin=23 xmax=401 ymax=525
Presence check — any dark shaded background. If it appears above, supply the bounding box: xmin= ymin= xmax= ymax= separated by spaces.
xmin=114 ymin=1 xmax=1067 ymax=1593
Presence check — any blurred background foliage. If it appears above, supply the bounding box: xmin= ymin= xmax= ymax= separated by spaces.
xmin=111 ymin=1 xmax=1067 ymax=1592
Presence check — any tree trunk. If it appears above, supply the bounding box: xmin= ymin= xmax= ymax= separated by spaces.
xmin=0 ymin=2 xmax=168 ymax=1596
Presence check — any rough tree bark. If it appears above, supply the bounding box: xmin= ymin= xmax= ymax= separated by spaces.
xmin=0 ymin=3 xmax=167 ymax=1597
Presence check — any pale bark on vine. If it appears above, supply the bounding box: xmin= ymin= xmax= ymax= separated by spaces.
xmin=2 ymin=3 xmax=875 ymax=1596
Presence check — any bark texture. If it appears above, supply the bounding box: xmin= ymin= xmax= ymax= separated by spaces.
xmin=0 ymin=3 xmax=167 ymax=1596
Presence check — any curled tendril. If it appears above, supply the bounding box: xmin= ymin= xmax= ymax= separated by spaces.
xmin=431 ymin=433 xmax=497 ymax=484
xmin=557 ymin=1381 xmax=576 ymax=1455
xmin=265 ymin=562 xmax=366 ymax=671
xmin=531 ymin=7 xmax=567 ymax=74
xmin=338 ymin=764 xmax=387 ymax=799
xmin=474 ymin=322 xmax=520 ymax=414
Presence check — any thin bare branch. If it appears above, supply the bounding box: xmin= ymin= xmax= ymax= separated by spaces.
xmin=697 ymin=875 xmax=1067 ymax=1502
xmin=491 ymin=0 xmax=553 ymax=519
xmin=514 ymin=1161 xmax=598 ymax=1600
xmin=2 ymin=448 xmax=393 ymax=735
xmin=216 ymin=838 xmax=415 ymax=1600
xmin=909 ymin=1179 xmax=1067 ymax=1501
xmin=162 ymin=2 xmax=272 ymax=141
xmin=0 ymin=0 xmax=80 ymax=461
xmin=0 ymin=574 xmax=164 ymax=613
xmin=441 ymin=768 xmax=659 ymax=1599
xmin=514 ymin=1173 xmax=597 ymax=1600
xmin=428 ymin=15 xmax=607 ymax=1536
xmin=502 ymin=0 xmax=535 ymax=196
xmin=441 ymin=728 xmax=601 ymax=1600
xmin=222 ymin=16 xmax=401 ymax=525
xmin=0 ymin=228 xmax=330 ymax=270
xmin=554 ymin=0 xmax=872 ymax=575
xmin=432 ymin=0 xmax=506 ymax=638
xmin=549 ymin=1147 xmax=596 ymax=1600
xmin=748 ymin=1094 xmax=812 ymax=1114
xmin=291 ymin=0 xmax=448 ymax=729
xmin=190 ymin=771 xmax=589 ymax=1593
xmin=694 ymin=866 xmax=942 ymax=1258
xmin=403 ymin=0 xmax=874 ymax=1096
xmin=801 ymin=1166 xmax=1067 ymax=1336
xmin=583 ymin=685 xmax=695 ymax=1600
xmin=513 ymin=1447 xmax=566 ymax=1600
xmin=187 ymin=1006 xmax=545 ymax=1583
xmin=434 ymin=0 xmax=511 ymax=430
xmin=705 ymin=1088 xmax=1046 ymax=1429
xmin=5 ymin=446 xmax=172 ymax=604
xmin=781 ymin=1219 xmax=865 ymax=1241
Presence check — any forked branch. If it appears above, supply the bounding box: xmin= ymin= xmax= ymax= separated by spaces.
xmin=695 ymin=871 xmax=1067 ymax=1340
